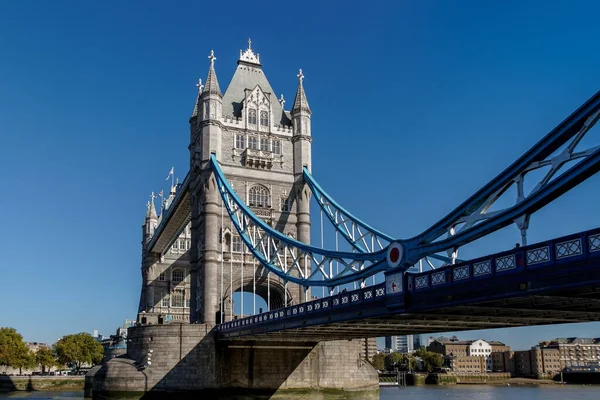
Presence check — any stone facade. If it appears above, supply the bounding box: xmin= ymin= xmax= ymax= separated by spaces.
xmin=139 ymin=42 xmax=313 ymax=325
xmin=188 ymin=42 xmax=311 ymax=325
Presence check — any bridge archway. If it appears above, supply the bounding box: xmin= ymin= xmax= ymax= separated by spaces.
xmin=220 ymin=277 xmax=293 ymax=322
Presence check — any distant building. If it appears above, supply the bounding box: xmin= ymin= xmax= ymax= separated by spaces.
xmin=428 ymin=336 xmax=510 ymax=373
xmin=543 ymin=337 xmax=600 ymax=369
xmin=384 ymin=335 xmax=414 ymax=353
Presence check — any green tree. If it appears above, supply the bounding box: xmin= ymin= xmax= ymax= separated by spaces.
xmin=400 ymin=354 xmax=418 ymax=372
xmin=54 ymin=333 xmax=103 ymax=371
xmin=384 ymin=352 xmax=403 ymax=370
xmin=35 ymin=347 xmax=56 ymax=373
xmin=371 ymin=353 xmax=385 ymax=370
xmin=414 ymin=348 xmax=444 ymax=372
xmin=14 ymin=350 xmax=35 ymax=375
xmin=0 ymin=327 xmax=32 ymax=374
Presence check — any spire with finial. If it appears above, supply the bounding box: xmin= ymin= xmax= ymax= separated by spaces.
xmin=202 ymin=50 xmax=222 ymax=96
xmin=191 ymin=78 xmax=203 ymax=118
xmin=292 ymin=68 xmax=311 ymax=114
xmin=239 ymin=38 xmax=261 ymax=65
xmin=146 ymin=192 xmax=158 ymax=219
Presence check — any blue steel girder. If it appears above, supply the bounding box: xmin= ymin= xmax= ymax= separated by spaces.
xmin=304 ymin=167 xmax=461 ymax=267
xmin=210 ymin=155 xmax=387 ymax=287
xmin=303 ymin=168 xmax=393 ymax=253
xmin=210 ymin=88 xmax=600 ymax=286
xmin=395 ymin=90 xmax=600 ymax=266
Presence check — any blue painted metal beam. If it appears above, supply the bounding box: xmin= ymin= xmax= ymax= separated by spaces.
xmin=412 ymin=89 xmax=600 ymax=247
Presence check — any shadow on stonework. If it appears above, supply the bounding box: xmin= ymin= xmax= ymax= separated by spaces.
xmin=133 ymin=324 xmax=319 ymax=399
xmin=91 ymin=323 xmax=377 ymax=400
xmin=0 ymin=376 xmax=17 ymax=392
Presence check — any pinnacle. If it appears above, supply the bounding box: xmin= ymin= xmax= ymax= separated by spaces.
xmin=203 ymin=50 xmax=222 ymax=97
xmin=292 ymin=69 xmax=311 ymax=114
xmin=146 ymin=193 xmax=158 ymax=219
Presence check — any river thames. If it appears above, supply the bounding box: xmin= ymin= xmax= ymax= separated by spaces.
xmin=2 ymin=386 xmax=600 ymax=399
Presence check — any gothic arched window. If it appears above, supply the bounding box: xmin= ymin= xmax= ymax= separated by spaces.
xmin=260 ymin=110 xmax=269 ymax=126
xmin=248 ymin=185 xmax=270 ymax=208
xmin=172 ymin=290 xmax=184 ymax=307
xmin=172 ymin=268 xmax=184 ymax=283
xmin=248 ymin=109 xmax=257 ymax=124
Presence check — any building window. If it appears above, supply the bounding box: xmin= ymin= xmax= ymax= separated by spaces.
xmin=249 ymin=185 xmax=270 ymax=208
xmin=260 ymin=137 xmax=269 ymax=151
xmin=158 ymin=273 xmax=165 ymax=281
xmin=280 ymin=197 xmax=292 ymax=212
xmin=260 ymin=110 xmax=268 ymax=126
xmin=272 ymin=140 xmax=281 ymax=154
xmin=232 ymin=235 xmax=244 ymax=253
xmin=172 ymin=268 xmax=184 ymax=283
xmin=235 ymin=134 xmax=245 ymax=149
xmin=248 ymin=109 xmax=257 ymax=124
xmin=161 ymin=292 xmax=170 ymax=307
xmin=172 ymin=290 xmax=184 ymax=308
xmin=248 ymin=136 xmax=259 ymax=150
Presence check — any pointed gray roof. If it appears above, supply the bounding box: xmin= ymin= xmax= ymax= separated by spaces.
xmin=191 ymin=78 xmax=203 ymax=118
xmin=146 ymin=195 xmax=157 ymax=220
xmin=292 ymin=69 xmax=311 ymax=115
xmin=221 ymin=45 xmax=291 ymax=126
xmin=202 ymin=50 xmax=222 ymax=97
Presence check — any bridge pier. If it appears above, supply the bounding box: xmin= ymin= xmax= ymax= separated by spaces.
xmin=89 ymin=324 xmax=378 ymax=398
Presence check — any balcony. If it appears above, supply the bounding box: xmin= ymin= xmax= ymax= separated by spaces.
xmin=243 ymin=148 xmax=273 ymax=169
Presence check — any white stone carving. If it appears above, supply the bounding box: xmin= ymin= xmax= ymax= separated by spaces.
xmin=239 ymin=38 xmax=260 ymax=64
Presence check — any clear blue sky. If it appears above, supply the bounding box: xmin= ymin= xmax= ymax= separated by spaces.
xmin=1 ymin=0 xmax=600 ymax=350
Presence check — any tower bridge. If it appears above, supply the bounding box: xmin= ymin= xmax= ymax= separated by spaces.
xmin=90 ymin=41 xmax=600 ymax=397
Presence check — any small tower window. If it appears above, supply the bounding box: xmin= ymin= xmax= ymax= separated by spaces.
xmin=235 ymin=134 xmax=245 ymax=149
xmin=248 ymin=109 xmax=257 ymax=124
xmin=272 ymin=140 xmax=281 ymax=154
xmin=172 ymin=268 xmax=184 ymax=283
xmin=260 ymin=137 xmax=269 ymax=151
xmin=260 ymin=111 xmax=269 ymax=126
xmin=232 ymin=235 xmax=244 ymax=253
xmin=248 ymin=136 xmax=259 ymax=150
xmin=280 ymin=197 xmax=292 ymax=212
xmin=249 ymin=185 xmax=270 ymax=208
xmin=158 ymin=273 xmax=165 ymax=281
xmin=161 ymin=292 xmax=170 ymax=307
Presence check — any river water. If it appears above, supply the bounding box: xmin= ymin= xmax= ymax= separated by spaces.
xmin=2 ymin=386 xmax=600 ymax=399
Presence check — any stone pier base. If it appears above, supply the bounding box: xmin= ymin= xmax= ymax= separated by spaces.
xmin=89 ymin=324 xmax=378 ymax=398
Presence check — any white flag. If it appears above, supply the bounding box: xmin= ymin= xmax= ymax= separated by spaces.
xmin=165 ymin=167 xmax=174 ymax=181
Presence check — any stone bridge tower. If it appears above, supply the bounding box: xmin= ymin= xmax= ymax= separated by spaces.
xmin=189 ymin=41 xmax=312 ymax=325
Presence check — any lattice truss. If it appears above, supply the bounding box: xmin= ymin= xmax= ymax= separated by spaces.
xmin=304 ymin=168 xmax=457 ymax=272
xmin=210 ymin=90 xmax=600 ymax=286
xmin=400 ymin=91 xmax=600 ymax=266
xmin=211 ymin=155 xmax=386 ymax=288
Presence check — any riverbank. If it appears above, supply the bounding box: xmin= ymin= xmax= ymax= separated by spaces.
xmin=380 ymin=373 xmax=565 ymax=386
xmin=0 ymin=376 xmax=84 ymax=392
